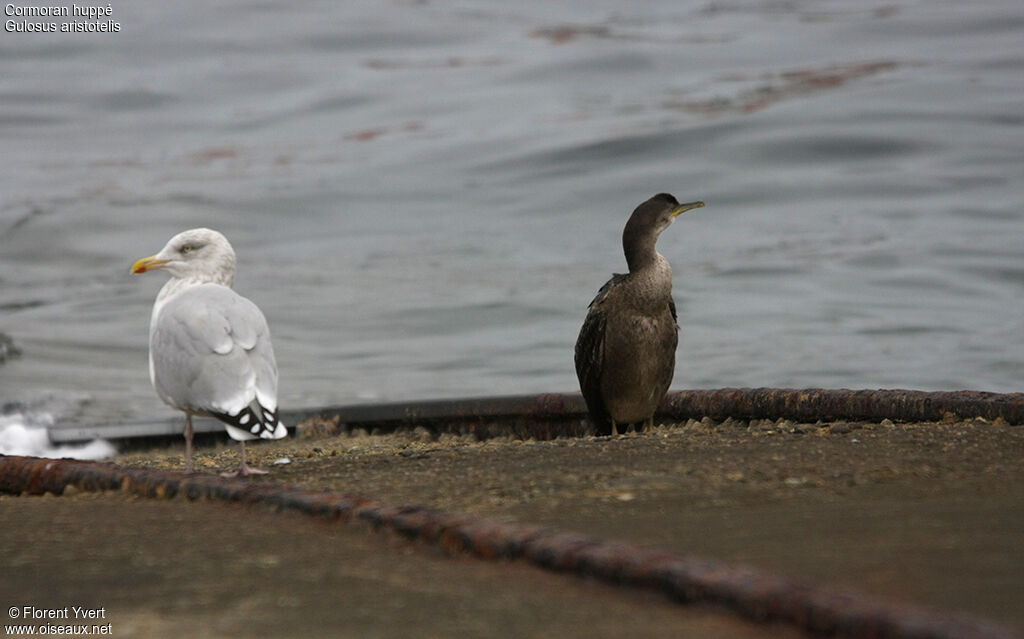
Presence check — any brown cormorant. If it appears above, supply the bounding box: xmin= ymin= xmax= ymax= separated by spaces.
xmin=574 ymin=193 xmax=705 ymax=435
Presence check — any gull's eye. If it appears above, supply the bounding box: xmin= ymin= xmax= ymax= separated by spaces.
xmin=181 ymin=245 xmax=194 ymax=254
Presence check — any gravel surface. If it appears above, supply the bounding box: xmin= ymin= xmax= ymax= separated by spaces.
xmin=3 ymin=417 xmax=1021 ymax=637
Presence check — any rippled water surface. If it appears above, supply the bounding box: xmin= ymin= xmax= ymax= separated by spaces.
xmin=1 ymin=0 xmax=1023 ymax=433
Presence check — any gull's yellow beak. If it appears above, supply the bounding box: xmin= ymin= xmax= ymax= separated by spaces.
xmin=131 ymin=255 xmax=168 ymax=274
xmin=671 ymin=201 xmax=705 ymax=217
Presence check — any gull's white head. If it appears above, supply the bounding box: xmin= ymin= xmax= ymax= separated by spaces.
xmin=131 ymin=228 xmax=237 ymax=287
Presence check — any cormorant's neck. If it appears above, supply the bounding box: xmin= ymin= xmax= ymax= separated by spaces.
xmin=623 ymin=226 xmax=661 ymax=273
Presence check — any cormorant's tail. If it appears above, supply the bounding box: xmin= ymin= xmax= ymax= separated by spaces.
xmin=581 ymin=394 xmax=615 ymax=436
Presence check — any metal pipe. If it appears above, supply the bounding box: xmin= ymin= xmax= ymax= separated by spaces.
xmin=661 ymin=387 xmax=1024 ymax=424
xmin=47 ymin=388 xmax=1023 ymax=444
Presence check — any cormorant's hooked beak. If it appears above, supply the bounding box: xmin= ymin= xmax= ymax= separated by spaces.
xmin=131 ymin=255 xmax=169 ymax=274
xmin=671 ymin=201 xmax=705 ymax=218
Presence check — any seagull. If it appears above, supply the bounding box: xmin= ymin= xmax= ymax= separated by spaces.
xmin=131 ymin=228 xmax=286 ymax=476
xmin=575 ymin=194 xmax=705 ymax=436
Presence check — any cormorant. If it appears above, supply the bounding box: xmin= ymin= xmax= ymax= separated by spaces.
xmin=575 ymin=193 xmax=705 ymax=435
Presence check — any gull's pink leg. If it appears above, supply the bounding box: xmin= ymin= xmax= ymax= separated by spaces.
xmin=221 ymin=441 xmax=269 ymax=478
xmin=184 ymin=414 xmax=194 ymax=473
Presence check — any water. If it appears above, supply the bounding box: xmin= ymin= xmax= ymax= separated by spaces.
xmin=1 ymin=1 xmax=1023 ymax=454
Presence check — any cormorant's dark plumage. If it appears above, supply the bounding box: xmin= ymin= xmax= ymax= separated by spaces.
xmin=574 ymin=193 xmax=705 ymax=435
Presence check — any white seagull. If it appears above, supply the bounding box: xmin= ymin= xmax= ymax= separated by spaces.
xmin=131 ymin=228 xmax=286 ymax=476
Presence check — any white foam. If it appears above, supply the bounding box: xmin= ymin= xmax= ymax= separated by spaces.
xmin=0 ymin=413 xmax=116 ymax=460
